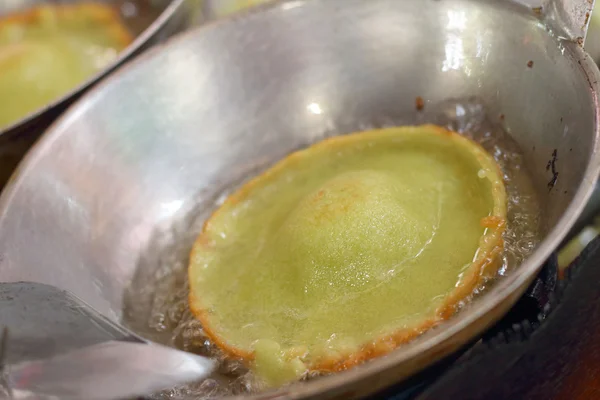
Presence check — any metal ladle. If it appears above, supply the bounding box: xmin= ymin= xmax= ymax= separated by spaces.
xmin=0 ymin=282 xmax=215 ymax=400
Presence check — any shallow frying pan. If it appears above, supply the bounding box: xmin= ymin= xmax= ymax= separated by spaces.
xmin=0 ymin=0 xmax=194 ymax=187
xmin=1 ymin=0 xmax=600 ymax=398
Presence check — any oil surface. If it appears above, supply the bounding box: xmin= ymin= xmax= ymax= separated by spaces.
xmin=122 ymin=98 xmax=542 ymax=399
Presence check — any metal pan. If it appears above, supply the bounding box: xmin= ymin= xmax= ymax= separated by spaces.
xmin=0 ymin=0 xmax=599 ymax=398
xmin=0 ymin=0 xmax=196 ymax=187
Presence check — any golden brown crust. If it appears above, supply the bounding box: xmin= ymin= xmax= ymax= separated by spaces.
xmin=188 ymin=125 xmax=507 ymax=373
xmin=188 ymin=291 xmax=253 ymax=360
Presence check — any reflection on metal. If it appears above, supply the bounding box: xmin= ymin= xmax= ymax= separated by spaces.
xmin=544 ymin=0 xmax=595 ymax=43
xmin=8 ymin=341 xmax=215 ymax=400
xmin=307 ymin=102 xmax=323 ymax=115
xmin=513 ymin=0 xmax=595 ymax=42
xmin=0 ymin=0 xmax=600 ymax=398
xmin=442 ymin=35 xmax=465 ymax=73
xmin=202 ymin=0 xmax=273 ymax=18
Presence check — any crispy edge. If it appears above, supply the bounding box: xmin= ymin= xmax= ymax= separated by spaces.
xmin=187 ymin=124 xmax=507 ymax=372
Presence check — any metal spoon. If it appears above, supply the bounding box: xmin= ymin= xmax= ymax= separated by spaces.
xmin=0 ymin=282 xmax=216 ymax=400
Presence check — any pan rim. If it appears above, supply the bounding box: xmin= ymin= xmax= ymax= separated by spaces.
xmin=0 ymin=0 xmax=599 ymax=398
xmin=0 ymin=0 xmax=188 ymax=136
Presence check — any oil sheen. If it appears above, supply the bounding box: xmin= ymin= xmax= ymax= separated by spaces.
xmin=122 ymin=98 xmax=542 ymax=399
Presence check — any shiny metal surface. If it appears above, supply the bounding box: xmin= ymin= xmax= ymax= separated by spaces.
xmin=545 ymin=0 xmax=595 ymax=42
xmin=1 ymin=282 xmax=215 ymax=399
xmin=9 ymin=341 xmax=215 ymax=400
xmin=201 ymin=0 xmax=273 ymax=18
xmin=513 ymin=0 xmax=594 ymax=41
xmin=1 ymin=0 xmax=600 ymax=398
xmin=0 ymin=282 xmax=140 ymax=365
xmin=0 ymin=0 xmax=196 ymax=187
